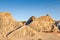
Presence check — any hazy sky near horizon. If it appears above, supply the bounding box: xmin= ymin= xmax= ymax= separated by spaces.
xmin=0 ymin=0 xmax=60 ymax=21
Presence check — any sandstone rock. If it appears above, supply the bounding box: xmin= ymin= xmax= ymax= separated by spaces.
xmin=7 ymin=25 xmax=36 ymax=40
xmin=0 ymin=12 xmax=24 ymax=38
xmin=26 ymin=16 xmax=36 ymax=25
xmin=54 ymin=20 xmax=60 ymax=30
xmin=0 ymin=12 xmax=60 ymax=40
xmin=20 ymin=21 xmax=26 ymax=25
xmin=27 ymin=15 xmax=59 ymax=32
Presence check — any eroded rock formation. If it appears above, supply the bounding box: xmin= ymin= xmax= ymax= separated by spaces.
xmin=0 ymin=12 xmax=60 ymax=40
xmin=0 ymin=12 xmax=24 ymax=38
xmin=54 ymin=21 xmax=60 ymax=30
xmin=27 ymin=15 xmax=59 ymax=32
xmin=26 ymin=16 xmax=36 ymax=25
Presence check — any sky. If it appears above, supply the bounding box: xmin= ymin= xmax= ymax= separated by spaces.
xmin=0 ymin=0 xmax=60 ymax=21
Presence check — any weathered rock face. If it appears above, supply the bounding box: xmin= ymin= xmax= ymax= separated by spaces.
xmin=0 ymin=12 xmax=60 ymax=40
xmin=0 ymin=12 xmax=24 ymax=37
xmin=26 ymin=16 xmax=36 ymax=25
xmin=54 ymin=21 xmax=60 ymax=30
xmin=27 ymin=16 xmax=59 ymax=32
xmin=7 ymin=25 xmax=37 ymax=40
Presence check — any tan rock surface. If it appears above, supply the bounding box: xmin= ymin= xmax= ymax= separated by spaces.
xmin=7 ymin=26 xmax=60 ymax=40
xmin=7 ymin=25 xmax=37 ymax=40
xmin=0 ymin=12 xmax=24 ymax=38
xmin=28 ymin=16 xmax=59 ymax=32
xmin=0 ymin=12 xmax=60 ymax=40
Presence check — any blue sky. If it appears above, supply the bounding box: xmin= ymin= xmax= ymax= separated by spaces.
xmin=0 ymin=0 xmax=60 ymax=21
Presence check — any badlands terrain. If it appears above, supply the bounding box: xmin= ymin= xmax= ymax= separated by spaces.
xmin=0 ymin=12 xmax=60 ymax=40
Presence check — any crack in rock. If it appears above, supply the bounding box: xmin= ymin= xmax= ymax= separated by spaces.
xmin=6 ymin=26 xmax=23 ymax=37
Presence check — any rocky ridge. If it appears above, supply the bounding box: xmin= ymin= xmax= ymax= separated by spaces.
xmin=0 ymin=12 xmax=60 ymax=40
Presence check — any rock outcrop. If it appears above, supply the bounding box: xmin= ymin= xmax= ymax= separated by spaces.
xmin=26 ymin=16 xmax=36 ymax=25
xmin=7 ymin=25 xmax=37 ymax=40
xmin=27 ymin=15 xmax=59 ymax=32
xmin=54 ymin=20 xmax=60 ymax=30
xmin=0 ymin=12 xmax=60 ymax=40
xmin=0 ymin=12 xmax=24 ymax=38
